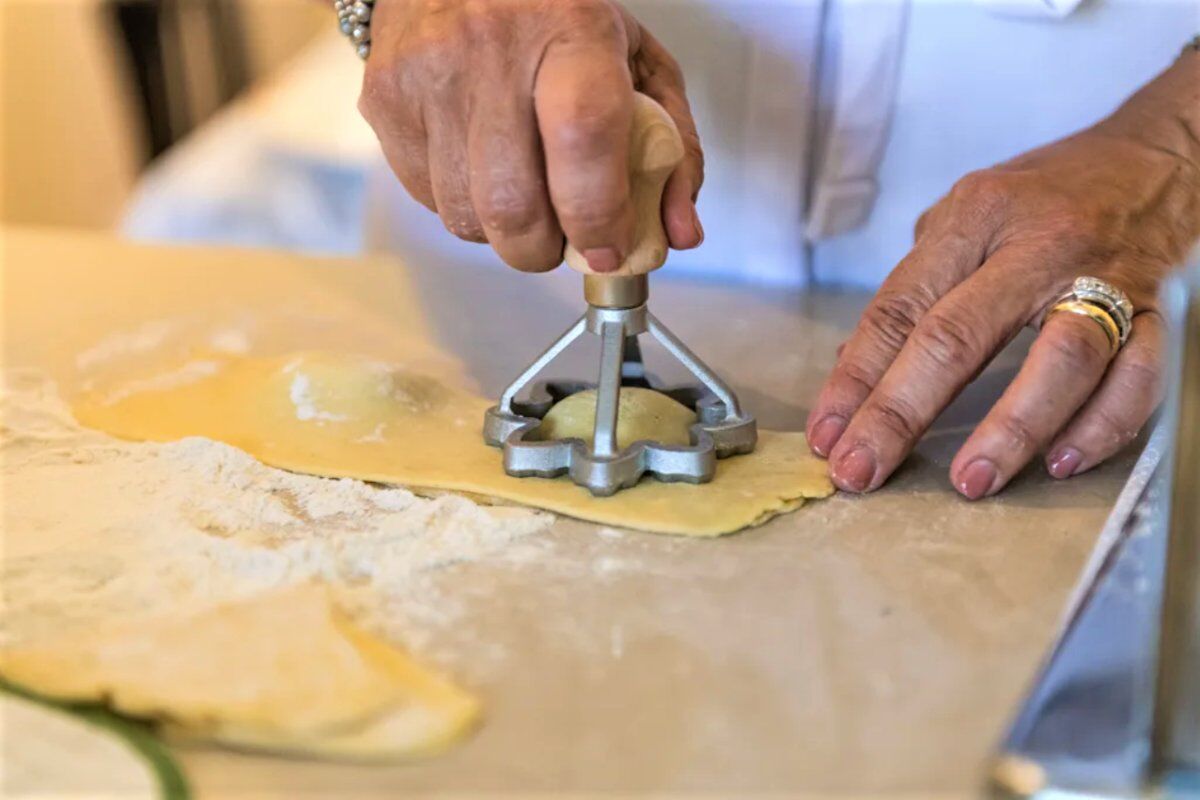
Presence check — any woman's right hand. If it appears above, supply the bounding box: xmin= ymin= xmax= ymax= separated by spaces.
xmin=358 ymin=0 xmax=705 ymax=273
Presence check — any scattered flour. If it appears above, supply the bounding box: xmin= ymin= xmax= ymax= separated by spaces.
xmin=355 ymin=423 xmax=388 ymax=443
xmin=74 ymin=320 xmax=254 ymax=373
xmin=207 ymin=327 xmax=252 ymax=355
xmin=0 ymin=370 xmax=553 ymax=663
xmin=98 ymin=359 xmax=222 ymax=404
xmin=74 ymin=320 xmax=176 ymax=371
xmin=287 ymin=370 xmax=348 ymax=422
xmin=592 ymin=556 xmax=630 ymax=576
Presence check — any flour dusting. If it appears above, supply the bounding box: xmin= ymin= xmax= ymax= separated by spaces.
xmin=1 ymin=371 xmax=553 ymax=664
xmin=207 ymin=327 xmax=251 ymax=355
xmin=98 ymin=359 xmax=223 ymax=404
xmin=287 ymin=370 xmax=348 ymax=422
xmin=74 ymin=320 xmax=176 ymax=371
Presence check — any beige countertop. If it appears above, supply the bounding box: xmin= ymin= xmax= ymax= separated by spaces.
xmin=3 ymin=227 xmax=1138 ymax=798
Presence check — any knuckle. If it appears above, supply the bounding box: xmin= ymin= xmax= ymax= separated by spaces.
xmin=911 ymin=311 xmax=984 ymax=371
xmin=460 ymin=0 xmax=517 ymax=43
xmin=477 ymin=184 xmax=546 ymax=237
xmin=392 ymin=22 xmax=472 ymax=95
xmin=441 ymin=209 xmax=485 ymax=242
xmin=1119 ymin=347 xmax=1164 ymax=393
xmin=459 ymin=0 xmax=498 ymax=22
xmin=557 ymin=0 xmax=623 ymax=39
xmin=868 ymin=393 xmax=924 ymax=443
xmin=555 ymin=193 xmax=624 ymax=231
xmin=1045 ymin=322 xmax=1109 ymax=371
xmin=1092 ymin=404 xmax=1139 ymax=446
xmin=995 ymin=412 xmax=1039 ymax=454
xmin=913 ymin=208 xmax=933 ymax=241
xmin=950 ymin=169 xmax=1013 ymax=220
xmin=548 ymin=102 xmax=627 ymax=160
xmin=835 ymin=359 xmax=877 ymax=397
xmin=361 ymin=33 xmax=463 ymax=114
xmin=861 ymin=291 xmax=929 ymax=352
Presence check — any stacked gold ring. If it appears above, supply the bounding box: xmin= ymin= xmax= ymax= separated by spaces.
xmin=1045 ymin=299 xmax=1122 ymax=357
xmin=1041 ymin=276 xmax=1135 ymax=359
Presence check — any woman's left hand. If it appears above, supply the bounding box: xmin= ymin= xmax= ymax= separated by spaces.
xmin=805 ymin=82 xmax=1200 ymax=498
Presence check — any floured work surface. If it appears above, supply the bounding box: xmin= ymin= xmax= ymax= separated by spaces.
xmin=0 ymin=363 xmax=543 ymax=766
xmin=2 ymin=227 xmax=1139 ymax=797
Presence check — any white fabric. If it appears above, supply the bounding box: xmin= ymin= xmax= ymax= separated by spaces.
xmin=121 ymin=0 xmax=1198 ymax=290
xmin=805 ymin=0 xmax=909 ymax=242
xmin=812 ymin=0 xmax=1199 ymax=288
xmin=974 ymin=0 xmax=1087 ymax=19
xmin=721 ymin=1 xmax=824 ymax=285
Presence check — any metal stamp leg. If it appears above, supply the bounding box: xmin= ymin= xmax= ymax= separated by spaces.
xmin=646 ymin=312 xmax=745 ymax=421
xmin=498 ymin=314 xmax=587 ymax=414
xmin=593 ymin=321 xmax=626 ymax=458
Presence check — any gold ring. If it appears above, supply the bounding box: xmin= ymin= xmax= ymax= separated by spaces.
xmin=1045 ymin=300 xmax=1121 ymax=357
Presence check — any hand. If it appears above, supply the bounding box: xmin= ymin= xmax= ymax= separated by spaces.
xmin=806 ymin=110 xmax=1200 ymax=498
xmin=358 ymin=0 xmax=704 ymax=273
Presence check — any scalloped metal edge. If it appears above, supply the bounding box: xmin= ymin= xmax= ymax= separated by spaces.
xmin=483 ymin=380 xmax=757 ymax=497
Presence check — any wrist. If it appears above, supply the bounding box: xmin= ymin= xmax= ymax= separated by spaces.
xmin=1097 ymin=47 xmax=1200 ymax=172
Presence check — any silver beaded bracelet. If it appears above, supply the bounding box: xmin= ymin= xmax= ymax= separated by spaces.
xmin=334 ymin=0 xmax=375 ymax=60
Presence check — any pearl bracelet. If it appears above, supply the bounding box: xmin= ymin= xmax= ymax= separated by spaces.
xmin=334 ymin=0 xmax=375 ymax=60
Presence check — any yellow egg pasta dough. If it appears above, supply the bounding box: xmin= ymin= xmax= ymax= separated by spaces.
xmin=73 ymin=352 xmax=833 ymax=536
xmin=0 ymin=584 xmax=480 ymax=761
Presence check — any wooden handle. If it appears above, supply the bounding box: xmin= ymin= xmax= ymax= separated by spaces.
xmin=563 ymin=93 xmax=685 ymax=277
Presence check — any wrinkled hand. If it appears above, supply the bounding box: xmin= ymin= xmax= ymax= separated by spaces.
xmin=358 ymin=0 xmax=703 ymax=273
xmin=806 ymin=121 xmax=1200 ymax=498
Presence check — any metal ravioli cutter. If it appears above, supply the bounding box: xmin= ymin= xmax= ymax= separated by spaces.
xmin=484 ymin=274 xmax=757 ymax=496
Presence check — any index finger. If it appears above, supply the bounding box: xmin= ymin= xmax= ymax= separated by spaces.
xmin=805 ymin=232 xmax=986 ymax=456
xmin=825 ymin=248 xmax=1053 ymax=492
xmin=534 ymin=27 xmax=636 ymax=272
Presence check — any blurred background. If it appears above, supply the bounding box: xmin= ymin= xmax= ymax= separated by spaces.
xmin=1 ymin=0 xmax=329 ymax=230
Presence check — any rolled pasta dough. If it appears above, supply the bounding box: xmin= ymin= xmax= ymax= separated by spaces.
xmin=0 ymin=584 xmax=480 ymax=760
xmin=73 ymin=352 xmax=833 ymax=536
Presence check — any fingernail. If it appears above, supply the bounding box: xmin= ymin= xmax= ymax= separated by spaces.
xmin=810 ymin=415 xmax=847 ymax=457
xmin=832 ymin=445 xmax=876 ymax=492
xmin=957 ymin=458 xmax=999 ymax=500
xmin=691 ymin=207 xmax=704 ymax=245
xmin=1047 ymin=446 xmax=1083 ymax=480
xmin=583 ymin=247 xmax=620 ymax=273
